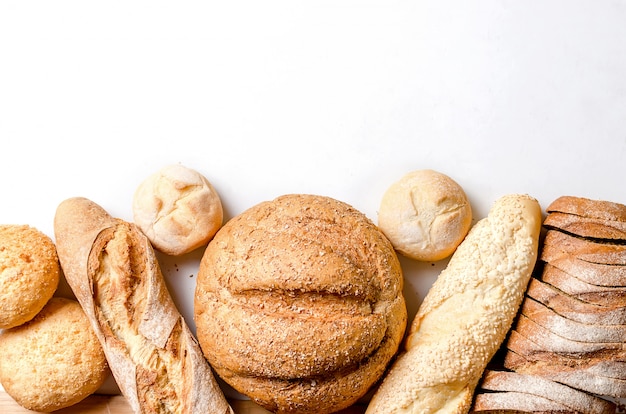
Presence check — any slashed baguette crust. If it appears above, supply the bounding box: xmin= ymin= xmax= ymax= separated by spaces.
xmin=366 ymin=194 xmax=541 ymax=414
xmin=54 ymin=197 xmax=233 ymax=414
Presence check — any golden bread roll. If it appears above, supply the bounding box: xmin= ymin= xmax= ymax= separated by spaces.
xmin=366 ymin=194 xmax=541 ymax=414
xmin=133 ymin=164 xmax=223 ymax=256
xmin=54 ymin=197 xmax=233 ymax=414
xmin=378 ymin=169 xmax=472 ymax=261
xmin=0 ymin=297 xmax=109 ymax=412
xmin=194 ymin=194 xmax=407 ymax=414
xmin=0 ymin=224 xmax=60 ymax=329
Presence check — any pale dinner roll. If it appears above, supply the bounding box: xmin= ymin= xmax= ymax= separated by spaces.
xmin=0 ymin=224 xmax=60 ymax=329
xmin=195 ymin=194 xmax=407 ymax=414
xmin=133 ymin=164 xmax=223 ymax=256
xmin=378 ymin=169 xmax=472 ymax=261
xmin=0 ymin=297 xmax=109 ymax=412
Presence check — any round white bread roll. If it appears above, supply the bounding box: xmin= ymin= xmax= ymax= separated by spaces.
xmin=133 ymin=164 xmax=223 ymax=256
xmin=195 ymin=194 xmax=407 ymax=414
xmin=378 ymin=169 xmax=472 ymax=262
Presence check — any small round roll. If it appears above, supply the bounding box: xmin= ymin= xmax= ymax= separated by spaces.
xmin=132 ymin=164 xmax=223 ymax=256
xmin=0 ymin=297 xmax=109 ymax=412
xmin=0 ymin=225 xmax=60 ymax=329
xmin=378 ymin=169 xmax=472 ymax=261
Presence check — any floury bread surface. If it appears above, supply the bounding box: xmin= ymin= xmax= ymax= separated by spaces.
xmin=366 ymin=194 xmax=541 ymax=414
xmin=194 ymin=194 xmax=407 ymax=414
xmin=0 ymin=297 xmax=109 ymax=412
xmin=53 ymin=197 xmax=233 ymax=414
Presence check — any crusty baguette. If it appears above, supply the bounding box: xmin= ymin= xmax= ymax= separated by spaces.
xmin=366 ymin=194 xmax=541 ymax=414
xmin=54 ymin=197 xmax=233 ymax=414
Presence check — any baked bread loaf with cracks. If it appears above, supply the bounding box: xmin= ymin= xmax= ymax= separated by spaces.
xmin=54 ymin=197 xmax=233 ymax=414
xmin=194 ymin=194 xmax=407 ymax=414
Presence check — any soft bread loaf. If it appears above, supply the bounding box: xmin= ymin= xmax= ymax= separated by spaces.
xmin=366 ymin=194 xmax=541 ymax=414
xmin=54 ymin=197 xmax=233 ymax=414
xmin=194 ymin=194 xmax=407 ymax=414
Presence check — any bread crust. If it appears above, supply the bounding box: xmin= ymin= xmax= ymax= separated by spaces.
xmin=54 ymin=197 xmax=232 ymax=414
xmin=0 ymin=297 xmax=109 ymax=412
xmin=132 ymin=164 xmax=223 ymax=256
xmin=366 ymin=194 xmax=541 ymax=414
xmin=477 ymin=370 xmax=616 ymax=414
xmin=194 ymin=194 xmax=407 ymax=414
xmin=377 ymin=169 xmax=472 ymax=261
xmin=546 ymin=195 xmax=626 ymax=223
xmin=526 ymin=277 xmax=626 ymax=325
xmin=0 ymin=225 xmax=60 ymax=329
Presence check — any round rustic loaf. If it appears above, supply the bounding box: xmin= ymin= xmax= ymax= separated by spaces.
xmin=0 ymin=224 xmax=60 ymax=329
xmin=0 ymin=297 xmax=109 ymax=412
xmin=194 ymin=194 xmax=407 ymax=414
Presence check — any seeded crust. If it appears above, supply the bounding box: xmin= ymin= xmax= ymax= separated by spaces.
xmin=0 ymin=297 xmax=109 ymax=412
xmin=477 ymin=370 xmax=616 ymax=414
xmin=377 ymin=169 xmax=472 ymax=261
xmin=194 ymin=194 xmax=407 ymax=414
xmin=366 ymin=194 xmax=542 ymax=414
xmin=54 ymin=197 xmax=233 ymax=414
xmin=0 ymin=225 xmax=60 ymax=329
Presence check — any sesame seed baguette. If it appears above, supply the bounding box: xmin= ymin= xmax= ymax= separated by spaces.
xmin=365 ymin=194 xmax=541 ymax=414
xmin=54 ymin=197 xmax=233 ymax=414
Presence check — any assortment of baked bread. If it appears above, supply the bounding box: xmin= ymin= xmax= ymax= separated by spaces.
xmin=1 ymin=164 xmax=626 ymax=414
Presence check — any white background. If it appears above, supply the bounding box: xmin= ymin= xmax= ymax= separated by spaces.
xmin=1 ymin=0 xmax=626 ymax=398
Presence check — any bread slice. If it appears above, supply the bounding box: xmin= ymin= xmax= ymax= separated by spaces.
xmin=526 ymin=277 xmax=626 ymax=325
xmin=54 ymin=197 xmax=233 ymax=414
xmin=472 ymin=391 xmax=576 ymax=412
xmin=543 ymin=229 xmax=626 ymax=265
xmin=544 ymin=211 xmax=626 ymax=241
xmin=512 ymin=314 xmax=626 ymax=355
xmin=505 ymin=330 xmax=626 ymax=380
xmin=540 ymin=264 xmax=626 ymax=307
xmin=546 ymin=196 xmax=626 ymax=223
xmin=504 ymin=336 xmax=626 ymax=398
xmin=366 ymin=194 xmax=542 ymax=414
xmin=541 ymin=253 xmax=626 ymax=287
xmin=520 ymin=297 xmax=626 ymax=343
xmin=477 ymin=370 xmax=616 ymax=413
